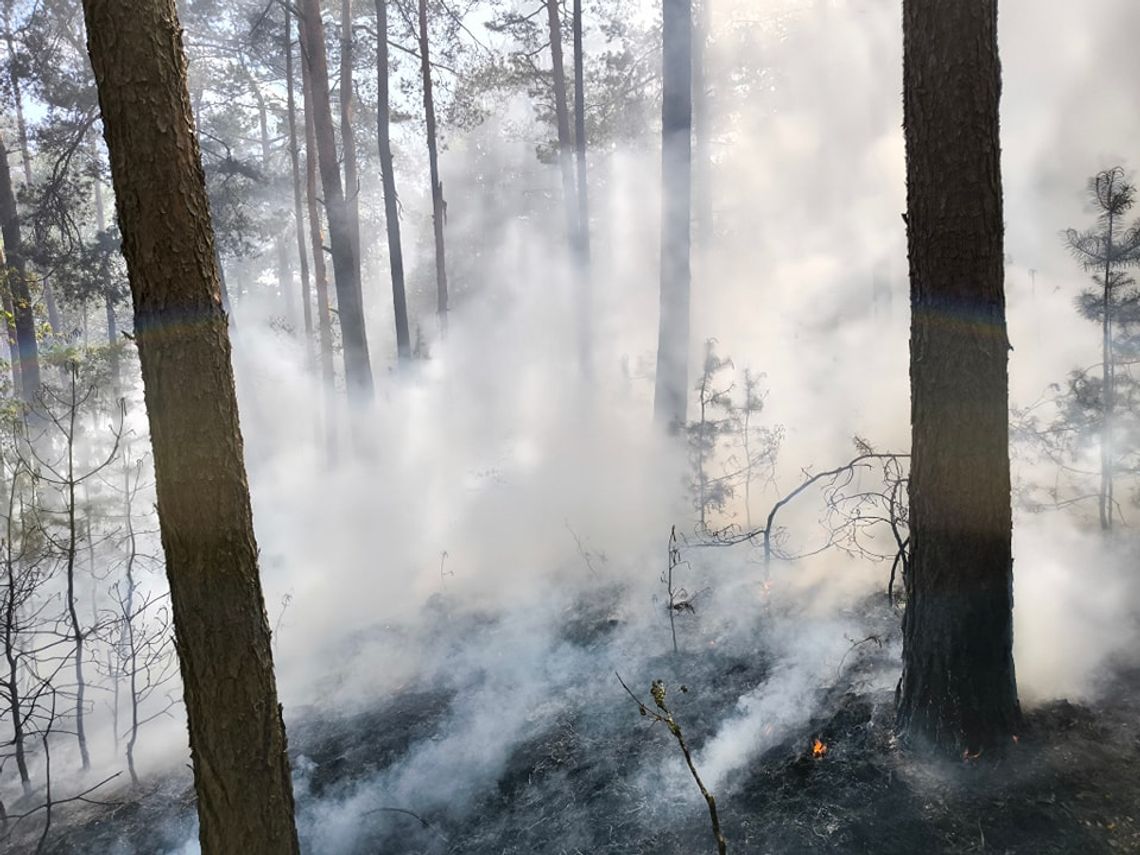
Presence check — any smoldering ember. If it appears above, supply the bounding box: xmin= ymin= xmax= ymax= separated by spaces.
xmin=0 ymin=0 xmax=1138 ymax=853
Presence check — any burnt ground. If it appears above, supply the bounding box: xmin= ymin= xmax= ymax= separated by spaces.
xmin=10 ymin=593 xmax=1140 ymax=854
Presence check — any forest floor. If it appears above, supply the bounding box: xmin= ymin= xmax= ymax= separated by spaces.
xmin=12 ymin=589 xmax=1140 ymax=854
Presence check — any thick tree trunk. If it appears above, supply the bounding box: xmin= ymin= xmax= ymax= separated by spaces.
xmin=896 ymin=0 xmax=1020 ymax=757
xmin=653 ymin=0 xmax=692 ymax=429
xmin=376 ymin=0 xmax=411 ymax=360
xmin=284 ymin=7 xmax=315 ymax=352
xmin=80 ymin=1 xmax=301 ymax=850
xmin=298 ymin=0 xmax=373 ymax=400
xmin=419 ymin=0 xmax=449 ymax=326
xmin=340 ymin=0 xmax=362 ymax=299
xmin=0 ymin=131 xmax=41 ymax=405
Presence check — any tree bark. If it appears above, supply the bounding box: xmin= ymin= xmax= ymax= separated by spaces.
xmin=419 ymin=0 xmax=449 ymax=326
xmin=298 ymin=0 xmax=374 ymax=400
xmin=0 ymin=130 xmax=41 ymax=405
xmin=653 ymin=0 xmax=692 ymax=429
xmin=376 ymin=0 xmax=411 ymax=360
xmin=896 ymin=0 xmax=1020 ymax=756
xmin=80 ymin=1 xmax=301 ymax=850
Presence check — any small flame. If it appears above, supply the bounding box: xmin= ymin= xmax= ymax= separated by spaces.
xmin=812 ymin=738 xmax=828 ymax=759
xmin=962 ymin=747 xmax=983 ymax=762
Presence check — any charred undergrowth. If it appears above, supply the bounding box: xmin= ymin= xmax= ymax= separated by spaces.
xmin=25 ymin=594 xmax=1140 ymax=854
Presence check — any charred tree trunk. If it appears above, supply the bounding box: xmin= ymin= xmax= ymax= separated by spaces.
xmin=376 ymin=0 xmax=411 ymax=360
xmin=0 ymin=131 xmax=41 ymax=405
xmin=896 ymin=0 xmax=1020 ymax=756
xmin=81 ymin=1 xmax=301 ymax=850
xmin=419 ymin=0 xmax=449 ymax=327
xmin=285 ymin=7 xmax=315 ymax=354
xmin=298 ymin=0 xmax=373 ymax=401
xmin=653 ymin=0 xmax=692 ymax=429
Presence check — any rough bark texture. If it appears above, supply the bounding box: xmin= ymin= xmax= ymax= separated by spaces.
xmin=896 ymin=0 xmax=1020 ymax=756
xmin=0 ymin=131 xmax=41 ymax=404
xmin=419 ymin=0 xmax=449 ymax=325
xmin=298 ymin=0 xmax=374 ymax=400
xmin=80 ymin=1 xmax=301 ymax=850
xmin=376 ymin=0 xmax=411 ymax=359
xmin=653 ymin=0 xmax=692 ymax=429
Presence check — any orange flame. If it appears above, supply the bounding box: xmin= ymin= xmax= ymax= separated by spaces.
xmin=812 ymin=738 xmax=828 ymax=759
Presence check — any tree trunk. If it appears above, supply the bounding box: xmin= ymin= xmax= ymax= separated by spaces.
xmin=376 ymin=0 xmax=411 ymax=360
xmin=419 ymin=0 xmax=449 ymax=326
xmin=693 ymin=0 xmax=712 ymax=250
xmin=340 ymin=0 xmax=362 ymax=301
xmin=547 ymin=0 xmax=577 ymax=251
xmin=653 ymin=0 xmax=692 ymax=429
xmin=0 ymin=131 xmax=41 ymax=405
xmin=301 ymin=34 xmax=339 ymax=457
xmin=896 ymin=0 xmax=1020 ymax=757
xmin=80 ymin=1 xmax=301 ymax=850
xmin=571 ymin=0 xmax=592 ymax=374
xmin=298 ymin=0 xmax=373 ymax=400
xmin=250 ymin=73 xmax=296 ymax=326
xmin=572 ymin=0 xmax=590 ymax=265
xmin=1100 ymin=212 xmax=1114 ymax=531
xmin=0 ymin=246 xmax=21 ymax=398
xmin=284 ymin=6 xmax=315 ymax=353
xmin=93 ymin=166 xmax=122 ymax=397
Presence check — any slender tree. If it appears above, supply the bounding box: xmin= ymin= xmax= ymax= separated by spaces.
xmin=419 ymin=0 xmax=449 ymax=326
xmin=572 ymin=0 xmax=590 ymax=266
xmin=340 ymin=0 xmax=363 ymax=297
xmin=298 ymin=0 xmax=374 ymax=400
xmin=653 ymin=0 xmax=693 ymax=429
xmin=376 ymin=0 xmax=411 ymax=359
xmin=80 ymin=0 xmax=301 ymax=849
xmin=546 ymin=0 xmax=577 ymax=251
xmin=895 ymin=0 xmax=1020 ymax=756
xmin=0 ymin=130 xmax=41 ymax=405
xmin=1063 ymin=168 xmax=1140 ymax=532
xmin=285 ymin=5 xmax=315 ymax=355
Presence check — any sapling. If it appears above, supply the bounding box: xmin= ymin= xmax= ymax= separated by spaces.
xmin=616 ymin=673 xmax=727 ymax=855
